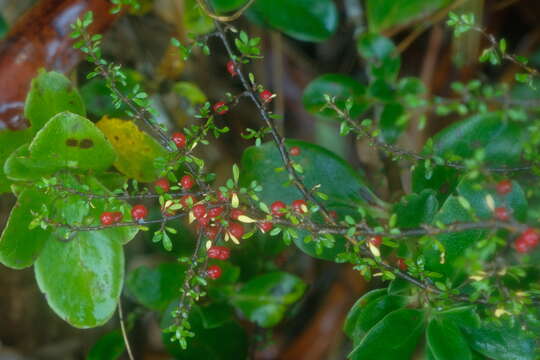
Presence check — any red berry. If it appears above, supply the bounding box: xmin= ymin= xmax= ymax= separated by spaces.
xmin=217 ymin=191 xmax=228 ymax=202
xmin=290 ymin=146 xmax=301 ymax=156
xmin=206 ymin=265 xmax=222 ymax=279
xmin=230 ymin=209 xmax=244 ymax=220
xmin=205 ymin=226 xmax=219 ymax=240
xmin=213 ymin=101 xmax=228 ymax=115
xmin=292 ymin=199 xmax=308 ymax=214
xmin=396 ymin=258 xmax=408 ymax=271
xmin=521 ymin=228 xmax=539 ymax=247
xmin=100 ymin=212 xmax=115 ymax=226
xmin=515 ymin=238 xmax=531 ymax=253
xmin=369 ymin=235 xmax=382 ymax=247
xmin=208 ymin=246 xmax=230 ymax=260
xmin=155 ymin=178 xmax=170 ymax=193
xmin=226 ymin=60 xmax=237 ymax=77
xmin=259 ymin=221 xmax=273 ymax=233
xmin=180 ymin=194 xmax=197 ymax=208
xmin=180 ymin=175 xmax=195 ymax=190
xmin=496 ymin=180 xmax=512 ymax=195
xmin=131 ymin=204 xmax=148 ymax=221
xmin=228 ymin=222 xmax=244 ymax=240
xmin=171 ymin=132 xmax=186 ymax=149
xmin=198 ymin=215 xmax=210 ymax=227
xmin=271 ymin=201 xmax=287 ymax=217
xmin=329 ymin=211 xmax=338 ymax=219
xmin=208 ymin=206 xmax=224 ymax=219
xmin=192 ymin=204 xmax=207 ymax=219
xmin=259 ymin=90 xmax=273 ymax=103
xmin=111 ymin=211 xmax=123 ymax=223
xmin=494 ymin=207 xmax=509 ymax=221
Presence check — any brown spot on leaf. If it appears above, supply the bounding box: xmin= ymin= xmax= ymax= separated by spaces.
xmin=79 ymin=138 xmax=94 ymax=149
xmin=65 ymin=138 xmax=78 ymax=147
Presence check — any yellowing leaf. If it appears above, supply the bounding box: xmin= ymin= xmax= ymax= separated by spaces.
xmin=96 ymin=116 xmax=167 ymax=182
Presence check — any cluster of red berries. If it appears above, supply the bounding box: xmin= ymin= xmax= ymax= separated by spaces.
xmin=206 ymin=245 xmax=231 ymax=280
xmin=494 ymin=179 xmax=512 ymax=221
xmin=515 ymin=228 xmax=539 ymax=253
xmin=100 ymin=205 xmax=149 ymax=226
xmin=100 ymin=211 xmax=123 ymax=226
xmin=270 ymin=199 xmax=308 ymax=217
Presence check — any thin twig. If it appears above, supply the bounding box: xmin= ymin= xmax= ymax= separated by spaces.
xmin=118 ymin=300 xmax=135 ymax=360
xmin=196 ymin=0 xmax=255 ymax=22
xmin=327 ymin=102 xmax=536 ymax=172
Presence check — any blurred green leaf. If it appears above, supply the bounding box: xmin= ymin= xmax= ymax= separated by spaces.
xmin=249 ymin=0 xmax=338 ymax=42
xmin=87 ymin=330 xmax=125 ymax=360
xmin=461 ymin=321 xmax=536 ymax=360
xmin=349 ymin=308 xmax=425 ymax=360
xmin=303 ymin=74 xmax=368 ymax=119
xmin=394 ymin=189 xmax=438 ymax=229
xmin=126 ymin=263 xmax=187 ymax=311
xmin=344 ymin=289 xmax=407 ymax=344
xmin=431 ymin=112 xmax=524 ymax=166
xmin=231 ymin=271 xmax=306 ymax=327
xmin=162 ymin=303 xmax=248 ymax=360
xmin=427 ymin=317 xmax=472 ymax=360
xmin=366 ymin=0 xmax=451 ymax=33
xmin=357 ymin=34 xmax=401 ymax=82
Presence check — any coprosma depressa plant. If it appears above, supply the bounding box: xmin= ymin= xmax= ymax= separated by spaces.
xmin=0 ymin=0 xmax=540 ymax=359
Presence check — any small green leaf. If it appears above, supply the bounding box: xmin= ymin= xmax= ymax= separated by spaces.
xmin=231 ymin=271 xmax=306 ymax=327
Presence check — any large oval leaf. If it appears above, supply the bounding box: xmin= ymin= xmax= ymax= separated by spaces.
xmin=344 ymin=290 xmax=408 ymax=344
xmin=162 ymin=303 xmax=248 ymax=360
xmin=427 ymin=317 xmax=472 ymax=360
xmin=0 ymin=187 xmax=52 ymax=269
xmin=0 ymin=129 xmax=32 ymax=193
xmin=231 ymin=271 xmax=306 ymax=328
xmin=4 ymin=144 xmax=56 ymax=182
xmin=432 ymin=112 xmax=524 ymax=166
xmin=461 ymin=321 xmax=536 ymax=360
xmin=366 ymin=0 xmax=451 ymax=33
xmin=349 ymin=308 xmax=425 ymax=360
xmin=240 ymin=139 xmax=375 ymax=260
xmin=303 ymin=74 xmax=367 ymax=119
xmin=29 ymin=111 xmax=116 ymax=172
xmin=248 ymin=0 xmax=338 ymax=42
xmin=34 ymin=231 xmax=124 ymax=328
xmin=96 ymin=116 xmax=167 ymax=182
xmin=24 ymin=70 xmax=86 ymax=133
xmin=126 ymin=263 xmax=186 ymax=311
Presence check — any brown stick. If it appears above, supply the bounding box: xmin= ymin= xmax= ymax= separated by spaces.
xmin=0 ymin=0 xmax=119 ymax=130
